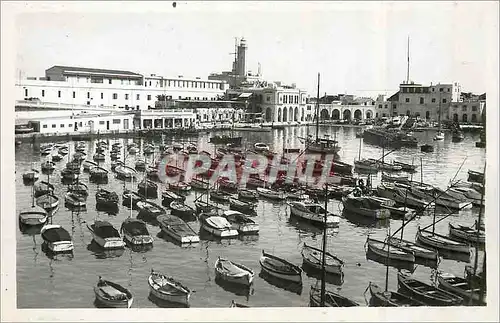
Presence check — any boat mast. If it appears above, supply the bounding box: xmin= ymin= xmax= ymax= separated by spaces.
xmin=401 ymin=158 xmax=415 ymax=240
xmin=315 ymin=73 xmax=320 ymax=143
xmin=320 ymin=182 xmax=328 ymax=307
xmin=470 ymin=163 xmax=486 ymax=305
xmin=384 ymin=226 xmax=391 ymax=292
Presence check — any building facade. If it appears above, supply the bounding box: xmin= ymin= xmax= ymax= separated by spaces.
xmin=31 ymin=112 xmax=135 ymax=134
xmin=136 ymin=109 xmax=197 ymax=130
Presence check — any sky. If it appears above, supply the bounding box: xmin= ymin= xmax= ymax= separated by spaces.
xmin=13 ymin=1 xmax=499 ymax=97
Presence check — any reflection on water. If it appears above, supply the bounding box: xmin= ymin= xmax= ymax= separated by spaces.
xmin=86 ymin=241 xmax=125 ymax=259
xmin=365 ymin=250 xmax=416 ymax=272
xmin=343 ymin=210 xmax=390 ymax=228
xmin=148 ymin=293 xmax=190 ymax=308
xmin=258 ymin=271 xmax=303 ymax=296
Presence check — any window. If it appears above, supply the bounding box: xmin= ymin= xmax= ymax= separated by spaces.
xmin=79 ymin=122 xmax=82 ymax=127
xmin=108 ymin=79 xmax=112 ymax=84
xmin=149 ymin=81 xmax=152 ymax=86
xmin=125 ymin=94 xmax=129 ymax=100
xmin=168 ymin=80 xmax=171 ymax=87
xmin=266 ymin=96 xmax=271 ymax=102
xmin=472 ymin=105 xmax=478 ymax=111
xmin=405 ymin=98 xmax=410 ymax=103
xmin=442 ymin=98 xmax=447 ymax=103
xmin=51 ymin=124 xmax=56 ymax=128
xmin=113 ymin=93 xmax=118 ymax=100
xmin=431 ymin=98 xmax=436 ymax=103
xmin=24 ymin=89 xmax=28 ymax=97
xmin=439 ymin=88 xmax=443 ymax=92
xmin=384 ymin=104 xmax=388 ymax=109
xmin=284 ymin=96 xmax=288 ymax=104
xmin=87 ymin=92 xmax=90 ymax=99
xmin=392 ymin=104 xmax=397 ymax=109
xmin=194 ymin=82 xmax=198 ymax=88
xmin=99 ymin=121 xmax=105 ymax=125
xmin=447 ymin=88 xmax=450 ymax=92
xmin=101 ymin=93 xmax=103 ymax=99
xmin=136 ymin=94 xmax=140 ymax=100
xmin=68 ymin=124 xmax=72 ymax=127
xmin=432 ymin=88 xmax=435 ymax=92
xmin=72 ymin=91 xmax=75 ymax=98
xmin=378 ymin=104 xmax=382 ymax=109
xmin=58 ymin=91 xmax=61 ymax=98
xmin=42 ymin=125 xmax=47 ymax=128
xmin=419 ymin=97 xmax=424 ymax=104
xmin=147 ymin=95 xmax=151 ymax=101
xmin=112 ymin=119 xmax=121 ymax=124
xmin=462 ymin=105 xmax=467 ymax=111
xmin=41 ymin=90 xmax=45 ymax=97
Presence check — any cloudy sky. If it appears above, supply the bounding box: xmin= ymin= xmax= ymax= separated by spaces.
xmin=13 ymin=1 xmax=498 ymax=97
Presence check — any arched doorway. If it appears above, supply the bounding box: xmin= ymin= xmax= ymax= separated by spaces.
xmin=277 ymin=108 xmax=282 ymax=122
xmin=471 ymin=114 xmax=477 ymax=123
xmin=453 ymin=114 xmax=458 ymax=122
xmin=406 ymin=110 xmax=411 ymax=116
xmin=294 ymin=107 xmax=299 ymax=121
xmin=365 ymin=110 xmax=373 ymax=119
xmin=343 ymin=109 xmax=351 ymax=120
xmin=331 ymin=109 xmax=340 ymax=120
xmin=354 ymin=109 xmax=362 ymax=120
xmin=462 ymin=114 xmax=468 ymax=122
xmin=265 ymin=108 xmax=272 ymax=122
xmin=425 ymin=111 xmax=430 ymax=119
xmin=320 ymin=109 xmax=330 ymax=120
xmin=283 ymin=107 xmax=288 ymax=122
xmin=289 ymin=107 xmax=293 ymax=122
xmin=301 ymin=108 xmax=305 ymax=121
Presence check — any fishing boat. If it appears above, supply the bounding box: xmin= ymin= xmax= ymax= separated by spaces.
xmin=94 ymin=277 xmax=133 ymax=308
xmin=95 ymin=189 xmax=119 ymax=209
xmin=448 ymin=223 xmax=485 ymax=243
xmin=301 ymin=243 xmax=343 ymax=275
xmin=161 ymin=190 xmax=185 ymax=206
xmin=222 ymin=210 xmax=259 ymax=234
xmin=135 ymin=159 xmax=146 ymax=171
xmin=259 ymin=250 xmax=302 ymax=283
xmin=68 ymin=180 xmax=88 ymax=196
xmin=128 ymin=145 xmax=139 ymax=155
xmin=309 ymin=285 xmax=359 ymax=307
xmin=437 ymin=272 xmax=482 ymax=304
xmin=190 ymin=177 xmax=210 ymax=190
xmin=209 ymin=135 xmax=242 ymax=146
xmin=19 ymin=187 xmax=48 ymax=226
xmin=115 ymin=164 xmax=137 ymax=180
xmin=120 ymin=218 xmax=153 ymax=245
xmin=342 ymin=196 xmax=390 ymax=219
xmin=433 ymin=131 xmax=445 ymax=141
xmin=122 ymin=190 xmax=144 ymax=208
xmin=157 ymin=214 xmax=199 ymax=244
xmin=451 ymin=129 xmax=465 ymax=142
xmin=381 ymin=173 xmax=409 ymax=183
xmin=34 ymin=181 xmax=55 ymax=198
xmin=199 ymin=213 xmax=238 ymax=237
xmin=368 ymin=282 xmax=425 ymax=307
xmin=238 ymin=189 xmax=259 ymax=201
xmin=447 ymin=187 xmax=483 ymax=206
xmin=393 ymin=161 xmax=418 ymax=172
xmin=253 ymin=142 xmax=270 ymax=152
xmin=420 ymin=144 xmax=434 ymax=153
xmin=64 ymin=191 xmax=87 ymax=208
xmin=169 ymin=181 xmax=192 ymax=193
xmin=366 ymin=159 xmax=403 ymax=172
xmin=148 ymin=270 xmax=191 ymax=306
xmin=228 ymin=197 xmax=256 ymax=213
xmin=40 ymin=224 xmax=74 ymax=253
xmin=289 ymin=201 xmax=340 ymax=227
xmin=376 ymin=183 xmax=431 ymax=210
xmin=138 ymin=179 xmax=158 ymax=198
xmin=136 ymin=200 xmax=166 ymax=221
xmin=83 ymin=160 xmax=98 ymax=172
xmin=354 ymin=159 xmax=379 ymax=172
xmin=365 ymin=237 xmax=415 ymax=262
xmin=467 ymin=170 xmax=484 ymax=184
xmin=89 ymin=166 xmax=109 ymax=182
xmin=416 ymin=226 xmax=471 ymax=254
xmin=87 ymin=220 xmax=125 ymax=249
xmin=58 ymin=146 xmax=69 ymax=155
xmin=256 ymin=187 xmax=286 ymax=201
xmin=22 ymin=168 xmax=40 ymax=182
xmin=386 ymin=237 xmax=438 ymax=261
xmin=169 ymin=201 xmax=195 ymax=218
xmin=36 ymin=193 xmax=60 ymax=212
xmin=93 ymin=153 xmax=106 ymax=162
xmin=41 ymin=160 xmax=56 ymax=172
xmin=397 ymin=272 xmax=463 ymax=306
xmin=215 ymin=257 xmax=255 ymax=286
xmin=40 ymin=146 xmax=52 ymax=155
xmin=210 ymin=189 xmax=231 ymax=203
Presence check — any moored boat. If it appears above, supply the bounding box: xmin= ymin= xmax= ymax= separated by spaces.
xmin=41 ymin=160 xmax=56 ymax=172
xmin=138 ymin=179 xmax=158 ymax=198
xmin=437 ymin=272 xmax=483 ymax=304
xmin=157 ymin=214 xmax=199 ymax=244
xmin=95 ymin=189 xmax=119 ymax=209
xmin=87 ymin=220 xmax=125 ymax=249
xmin=148 ymin=270 xmax=191 ymax=306
xmin=210 ymin=189 xmax=231 ymax=203
xmin=122 ymin=190 xmax=144 ymax=208
xmin=228 ymin=197 xmax=256 ymax=213
xmin=120 ymin=218 xmax=153 ymax=245
xmin=238 ymin=189 xmax=259 ymax=201
xmin=169 ymin=201 xmax=195 ymax=219
xmin=19 ymin=205 xmax=48 ymax=226
xmin=342 ymin=196 xmax=390 ymax=219
xmin=289 ymin=201 xmax=340 ymax=227
xmin=309 ymin=285 xmax=359 ymax=307
xmin=89 ymin=166 xmax=109 ymax=182
xmin=256 ymin=187 xmax=286 ymax=201
xmin=222 ymin=210 xmax=259 ymax=235
xmin=368 ymin=282 xmax=425 ymax=307
xmin=40 ymin=224 xmax=74 ymax=253
xmin=115 ymin=164 xmax=137 ymax=180
xmin=64 ymin=191 xmax=87 ymax=208
xmin=22 ymin=168 xmax=40 ymax=182
xmin=215 ymin=257 xmax=255 ymax=286
xmin=199 ymin=213 xmax=238 ymax=238
xmin=136 ymin=200 xmax=166 ymax=221
xmin=83 ymin=160 xmax=99 ymax=172
xmin=36 ymin=193 xmax=60 ymax=212
xmin=416 ymin=226 xmax=471 ymax=254
xmin=386 ymin=237 xmax=438 ymax=261
xmin=397 ymin=272 xmax=463 ymax=306
xmin=301 ymin=243 xmax=343 ymax=275
xmin=161 ymin=190 xmax=185 ymax=206
xmin=448 ymin=223 xmax=485 ymax=243
xmin=365 ymin=237 xmax=415 ymax=262
xmin=467 ymin=170 xmax=484 ymax=184
xmin=94 ymin=277 xmax=133 ymax=308
xmin=259 ymin=250 xmax=302 ymax=283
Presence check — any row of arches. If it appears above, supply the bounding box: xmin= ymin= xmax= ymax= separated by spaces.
xmin=266 ymin=106 xmax=305 ymax=122
xmin=319 ymin=108 xmax=373 ymax=120
xmin=453 ymin=113 xmax=478 ymax=123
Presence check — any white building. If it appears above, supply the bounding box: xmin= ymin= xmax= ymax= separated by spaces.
xmin=17 ymin=65 xmax=229 ymax=111
xmin=136 ymin=109 xmax=197 ymax=130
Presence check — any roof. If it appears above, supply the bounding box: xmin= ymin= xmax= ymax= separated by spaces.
xmin=46 ymin=65 xmax=143 ymax=78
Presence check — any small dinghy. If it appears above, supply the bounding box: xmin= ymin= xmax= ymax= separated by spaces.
xmin=64 ymin=191 xmax=87 ymax=208
xmin=58 ymin=146 xmax=69 ymax=155
xmin=169 ymin=201 xmax=195 ymax=219
xmin=148 ymin=270 xmax=191 ymax=306
xmin=34 ymin=181 xmax=54 ymax=198
xmin=467 ymin=170 xmax=484 ymax=184
xmin=368 ymin=282 xmax=425 ymax=307
xmin=386 ymin=237 xmax=438 ymax=261
xmin=136 ymin=200 xmax=166 ymax=221
xmin=256 ymin=187 xmax=286 ymax=201
xmin=122 ymin=190 xmax=144 ymax=208
xmin=40 ymin=224 xmax=74 ymax=253
xmin=83 ymin=160 xmax=99 ymax=172
xmin=161 ymin=190 xmax=185 ymax=206
xmin=210 ymin=190 xmax=231 ymax=203
xmin=448 ymin=223 xmax=485 ymax=243
xmin=254 ymin=142 xmax=270 ymax=152
xmin=157 ymin=214 xmax=199 ymax=244
xmin=146 ymin=167 xmax=160 ymax=181
xmin=61 ymin=168 xmax=79 ymax=181
xmin=381 ymin=172 xmax=409 ymax=183
xmin=169 ymin=181 xmax=192 ymax=193
xmin=397 ymin=272 xmax=463 ymax=306
xmin=22 ymin=168 xmax=40 ymax=182
xmin=120 ymin=218 xmax=153 ymax=245
xmin=194 ymin=201 xmax=220 ymax=214
xmin=36 ymin=193 xmax=60 ymax=212
xmin=228 ymin=197 xmax=256 ymax=213
xmin=309 ymin=285 xmax=359 ymax=307
xmin=259 ymin=250 xmax=302 ymax=283
xmin=89 ymin=166 xmax=109 ymax=182
xmin=289 ymin=201 xmax=340 ymax=227
xmin=19 ymin=205 xmax=48 ymax=226
xmin=301 ymin=243 xmax=343 ymax=275
xmin=115 ymin=164 xmax=137 ymax=180
xmin=128 ymin=146 xmax=139 ymax=154
xmin=87 ymin=220 xmax=125 ymax=249
xmin=222 ymin=210 xmax=259 ymax=235
xmin=238 ymin=189 xmax=259 ymax=202
xmin=94 ymin=277 xmax=133 ymax=308
xmin=215 ymin=257 xmax=255 ymax=286
xmin=40 ymin=146 xmax=52 ymax=155
xmin=416 ymin=226 xmax=471 ymax=254
xmin=135 ymin=159 xmax=146 ymax=171
xmin=420 ymin=144 xmax=434 ymax=153
xmin=68 ymin=181 xmax=88 ymax=196
xmin=41 ymin=160 xmax=56 ymax=172
xmin=437 ymin=272 xmax=483 ymax=304
xmin=95 ymin=189 xmax=119 ymax=209
xmin=138 ymin=179 xmax=158 ymax=198
xmin=342 ymin=196 xmax=390 ymax=219
xmin=365 ymin=237 xmax=415 ymax=263
xmin=199 ymin=213 xmax=238 ymax=238
xmin=93 ymin=153 xmax=106 ymax=162
xmin=354 ymin=159 xmax=379 ymax=172
xmin=72 ymin=152 xmax=87 ymax=162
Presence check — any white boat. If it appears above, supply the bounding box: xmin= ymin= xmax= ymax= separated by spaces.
xmin=301 ymin=243 xmax=343 ymax=275
xmin=40 ymin=224 xmax=74 ymax=252
xmin=416 ymin=227 xmax=471 ymax=254
xmin=253 ymin=142 xmax=270 ymax=152
xmin=215 ymin=257 xmax=255 ymax=286
xmin=199 ymin=214 xmax=238 ymax=238
xmin=289 ymin=201 xmax=340 ymax=227
xmin=448 ymin=223 xmax=485 ymax=243
xmin=447 ymin=187 xmax=483 ymax=206
xmin=377 ymin=183 xmax=433 ymax=209
xmin=354 ymin=159 xmax=379 ymax=172
xmin=87 ymin=220 xmax=125 ymax=249
xmin=381 ymin=172 xmax=409 ymax=183
xmin=128 ymin=146 xmax=139 ymax=154
xmin=157 ymin=214 xmax=199 ymax=244
xmin=365 ymin=237 xmax=415 ymax=262
xmin=94 ymin=277 xmax=133 ymax=308
xmin=41 ymin=160 xmax=56 ymax=172
xmin=83 ymin=160 xmax=99 ymax=172
xmin=120 ymin=218 xmax=154 ymax=245
xmin=22 ymin=169 xmax=40 ymax=181
xmin=148 ymin=270 xmax=191 ymax=306
xmin=36 ymin=193 xmax=60 ymax=212
xmin=19 ymin=205 xmax=48 ymax=226
xmin=256 ymin=187 xmax=286 ymax=201
xmin=433 ymin=131 xmax=445 ymax=141
xmin=386 ymin=237 xmax=438 ymax=261
xmin=222 ymin=210 xmax=259 ymax=235
xmin=259 ymin=250 xmax=302 ymax=283
xmin=64 ymin=191 xmax=87 ymax=208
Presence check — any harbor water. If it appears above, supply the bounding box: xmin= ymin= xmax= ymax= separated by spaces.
xmin=16 ymin=125 xmax=486 ymax=308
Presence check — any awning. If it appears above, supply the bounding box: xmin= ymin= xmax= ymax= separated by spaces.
xmin=238 ymin=93 xmax=253 ymax=98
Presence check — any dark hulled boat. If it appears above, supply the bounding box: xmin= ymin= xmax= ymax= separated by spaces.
xmin=95 ymin=189 xmax=119 ymax=209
